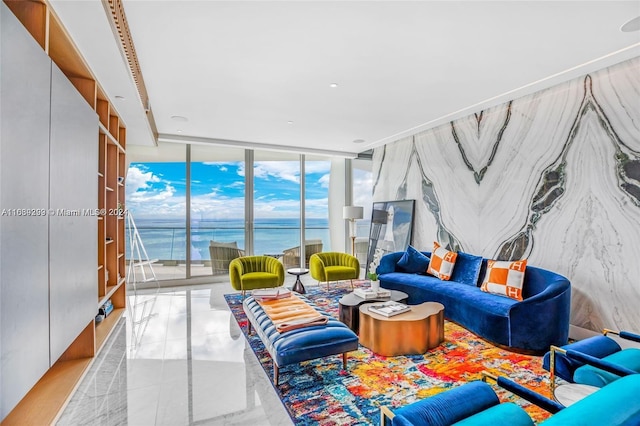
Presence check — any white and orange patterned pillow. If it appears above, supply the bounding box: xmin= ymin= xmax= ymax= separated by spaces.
xmin=427 ymin=242 xmax=458 ymax=281
xmin=480 ymin=259 xmax=528 ymax=301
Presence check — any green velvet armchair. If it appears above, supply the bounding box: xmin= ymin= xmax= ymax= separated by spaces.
xmin=310 ymin=252 xmax=359 ymax=290
xmin=229 ymin=256 xmax=285 ymax=296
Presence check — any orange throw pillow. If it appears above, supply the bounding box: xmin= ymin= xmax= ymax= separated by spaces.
xmin=481 ymin=259 xmax=528 ymax=301
xmin=427 ymin=242 xmax=458 ymax=280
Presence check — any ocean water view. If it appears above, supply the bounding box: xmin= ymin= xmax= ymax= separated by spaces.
xmin=127 ymin=217 xmax=334 ymax=262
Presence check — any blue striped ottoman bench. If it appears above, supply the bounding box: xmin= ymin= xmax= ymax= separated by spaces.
xmin=243 ymin=294 xmax=359 ymax=385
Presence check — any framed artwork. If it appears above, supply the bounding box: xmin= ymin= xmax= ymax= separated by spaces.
xmin=366 ymin=199 xmax=415 ymax=276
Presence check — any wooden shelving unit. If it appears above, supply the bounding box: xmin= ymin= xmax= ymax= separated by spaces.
xmin=1 ymin=1 xmax=127 ymax=424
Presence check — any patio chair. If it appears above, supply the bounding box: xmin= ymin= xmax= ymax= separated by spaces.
xmin=281 ymin=239 xmax=323 ymax=269
xmin=209 ymin=240 xmax=244 ymax=275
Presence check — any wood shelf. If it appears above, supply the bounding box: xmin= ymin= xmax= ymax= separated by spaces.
xmin=95 ymin=308 xmax=124 ymax=351
xmin=100 ymin=280 xmax=124 ymax=307
xmin=0 ymin=358 xmax=93 ymax=426
xmin=1 ymin=2 xmax=127 ymax=423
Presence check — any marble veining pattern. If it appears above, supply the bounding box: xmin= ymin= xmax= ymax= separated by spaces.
xmin=373 ymin=57 xmax=640 ymax=332
xmin=451 ymin=100 xmax=513 ymax=184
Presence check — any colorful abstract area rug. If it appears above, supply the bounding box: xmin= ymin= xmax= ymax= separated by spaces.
xmin=224 ymin=282 xmax=554 ymax=425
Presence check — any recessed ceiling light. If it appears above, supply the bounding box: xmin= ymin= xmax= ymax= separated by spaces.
xmin=115 ymin=95 xmax=125 ymax=100
xmin=287 ymin=121 xmax=294 ymax=125
xmin=353 ymin=139 xmax=365 ymax=144
xmin=329 ymin=83 xmax=338 ymax=88
xmin=621 ymin=16 xmax=640 ymax=32
xmin=171 ymin=115 xmax=189 ymax=122
xmin=177 ymin=129 xmax=183 ymax=133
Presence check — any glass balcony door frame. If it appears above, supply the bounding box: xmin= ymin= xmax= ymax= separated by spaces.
xmin=244 ymin=151 xmax=307 ymax=267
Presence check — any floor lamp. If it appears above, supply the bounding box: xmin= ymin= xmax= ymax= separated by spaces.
xmin=343 ymin=206 xmax=364 ymax=255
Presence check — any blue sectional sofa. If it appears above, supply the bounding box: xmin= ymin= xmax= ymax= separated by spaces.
xmin=377 ymin=251 xmax=571 ymax=353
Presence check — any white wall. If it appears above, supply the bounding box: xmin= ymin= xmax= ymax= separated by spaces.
xmin=372 ymin=57 xmax=640 ymax=333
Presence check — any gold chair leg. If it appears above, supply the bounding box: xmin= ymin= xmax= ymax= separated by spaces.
xmin=550 ymin=346 xmax=557 ymax=393
xmin=549 ymin=345 xmax=566 ymax=394
xmin=380 ymin=406 xmax=395 ymax=426
xmin=342 ymin=352 xmax=348 ymax=370
xmin=350 ymin=279 xmax=354 ymax=290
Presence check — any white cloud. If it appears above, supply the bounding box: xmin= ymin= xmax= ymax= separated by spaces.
xmin=127 ymin=184 xmax=176 ymax=203
xmin=125 ymin=166 xmax=180 ymax=216
xmin=126 ymin=166 xmax=160 ymax=195
xmin=234 ymin=161 xmax=330 ymax=184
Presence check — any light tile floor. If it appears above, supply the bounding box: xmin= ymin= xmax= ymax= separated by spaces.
xmin=56 ymin=274 xmax=322 ymax=425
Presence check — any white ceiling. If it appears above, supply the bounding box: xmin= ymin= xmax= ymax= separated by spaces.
xmin=49 ymin=1 xmax=640 ymax=157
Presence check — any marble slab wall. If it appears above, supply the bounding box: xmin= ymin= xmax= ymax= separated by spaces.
xmin=372 ymin=57 xmax=640 ymax=332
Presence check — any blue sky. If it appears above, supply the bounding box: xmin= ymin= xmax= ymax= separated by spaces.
xmin=126 ymin=160 xmax=342 ymax=220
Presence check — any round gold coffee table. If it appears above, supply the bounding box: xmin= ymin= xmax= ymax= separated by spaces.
xmin=359 ymin=302 xmax=445 ymax=356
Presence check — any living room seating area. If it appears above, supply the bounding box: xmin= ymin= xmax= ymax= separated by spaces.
xmin=3 ymin=0 xmax=638 ymax=423
xmin=377 ymin=247 xmax=571 ymax=353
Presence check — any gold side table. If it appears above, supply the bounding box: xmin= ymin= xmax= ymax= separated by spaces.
xmin=359 ymin=302 xmax=445 ymax=356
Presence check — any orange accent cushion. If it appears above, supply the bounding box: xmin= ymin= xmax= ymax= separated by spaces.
xmin=427 ymin=242 xmax=458 ymax=281
xmin=480 ymin=259 xmax=528 ymax=301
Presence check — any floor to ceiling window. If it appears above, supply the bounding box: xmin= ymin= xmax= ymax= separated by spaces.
xmin=252 ymin=152 xmax=331 ymax=269
xmin=125 ymin=143 xmax=187 ymax=281
xmin=189 ymin=145 xmax=245 ymax=277
xmin=126 ymin=143 xmax=338 ymax=283
xmin=252 ymin=151 xmax=301 ymax=258
xmin=303 ymin=158 xmax=331 ymax=270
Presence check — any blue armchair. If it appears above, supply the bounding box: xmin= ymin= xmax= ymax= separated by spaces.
xmin=543 ymin=329 xmax=640 ymax=389
xmin=381 ymin=373 xmax=640 ymax=426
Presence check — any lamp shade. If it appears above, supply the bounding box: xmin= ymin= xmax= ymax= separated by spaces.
xmin=343 ymin=206 xmax=364 ymax=220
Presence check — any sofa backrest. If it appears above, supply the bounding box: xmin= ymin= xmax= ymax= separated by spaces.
xmin=521 ymin=265 xmax=570 ymax=299
xmin=381 ymin=250 xmax=569 ymax=300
